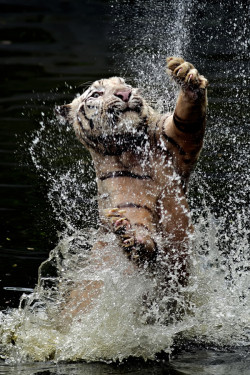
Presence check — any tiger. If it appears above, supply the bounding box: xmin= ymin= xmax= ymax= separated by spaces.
xmin=57 ymin=56 xmax=208 ymax=289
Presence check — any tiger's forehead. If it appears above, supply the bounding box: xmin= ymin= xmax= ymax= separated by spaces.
xmin=91 ymin=77 xmax=126 ymax=89
xmin=82 ymin=77 xmax=131 ymax=98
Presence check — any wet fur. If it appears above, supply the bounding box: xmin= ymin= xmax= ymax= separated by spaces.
xmin=57 ymin=57 xmax=208 ymax=295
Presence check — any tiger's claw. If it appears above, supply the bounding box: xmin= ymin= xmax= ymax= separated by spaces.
xmin=122 ymin=235 xmax=135 ymax=247
xmin=115 ymin=217 xmax=127 ymax=226
xmin=104 ymin=208 xmax=125 ymax=217
xmin=166 ymin=56 xmax=208 ymax=90
xmin=103 ymin=207 xmax=131 ymax=234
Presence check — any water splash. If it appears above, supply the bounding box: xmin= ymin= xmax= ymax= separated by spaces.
xmin=1 ymin=0 xmax=250 ymax=363
xmin=111 ymin=0 xmax=195 ymax=111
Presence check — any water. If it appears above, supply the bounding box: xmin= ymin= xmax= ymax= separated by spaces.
xmin=0 ymin=0 xmax=250 ymax=373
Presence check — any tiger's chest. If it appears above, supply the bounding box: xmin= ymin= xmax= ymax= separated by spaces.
xmin=93 ymin=144 xmax=175 ymax=200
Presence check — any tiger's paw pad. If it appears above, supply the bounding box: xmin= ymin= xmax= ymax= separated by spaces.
xmin=104 ymin=208 xmax=131 ymax=234
xmin=166 ymin=56 xmax=208 ymax=91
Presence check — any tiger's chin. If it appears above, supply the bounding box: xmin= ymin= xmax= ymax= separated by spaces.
xmin=112 ymin=110 xmax=145 ymax=135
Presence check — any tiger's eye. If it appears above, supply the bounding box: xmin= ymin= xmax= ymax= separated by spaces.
xmin=92 ymin=92 xmax=101 ymax=98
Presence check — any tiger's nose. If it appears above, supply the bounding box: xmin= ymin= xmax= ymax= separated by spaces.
xmin=114 ymin=89 xmax=131 ymax=102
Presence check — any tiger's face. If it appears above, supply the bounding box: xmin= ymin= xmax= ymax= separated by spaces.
xmin=57 ymin=77 xmax=153 ymax=140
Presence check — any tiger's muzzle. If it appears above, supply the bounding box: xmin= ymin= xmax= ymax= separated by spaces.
xmin=114 ymin=89 xmax=132 ymax=103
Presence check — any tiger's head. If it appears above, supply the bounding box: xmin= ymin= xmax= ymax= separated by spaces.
xmin=56 ymin=77 xmax=154 ymax=147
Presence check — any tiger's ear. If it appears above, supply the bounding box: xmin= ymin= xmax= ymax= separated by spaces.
xmin=55 ymin=104 xmax=72 ymax=123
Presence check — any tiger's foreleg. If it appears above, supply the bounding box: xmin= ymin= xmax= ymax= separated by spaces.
xmin=160 ymin=57 xmax=208 ymax=182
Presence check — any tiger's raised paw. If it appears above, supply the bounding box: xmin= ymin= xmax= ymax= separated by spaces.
xmin=166 ymin=56 xmax=208 ymax=92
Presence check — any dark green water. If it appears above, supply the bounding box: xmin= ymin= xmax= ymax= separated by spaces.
xmin=0 ymin=0 xmax=249 ymax=373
